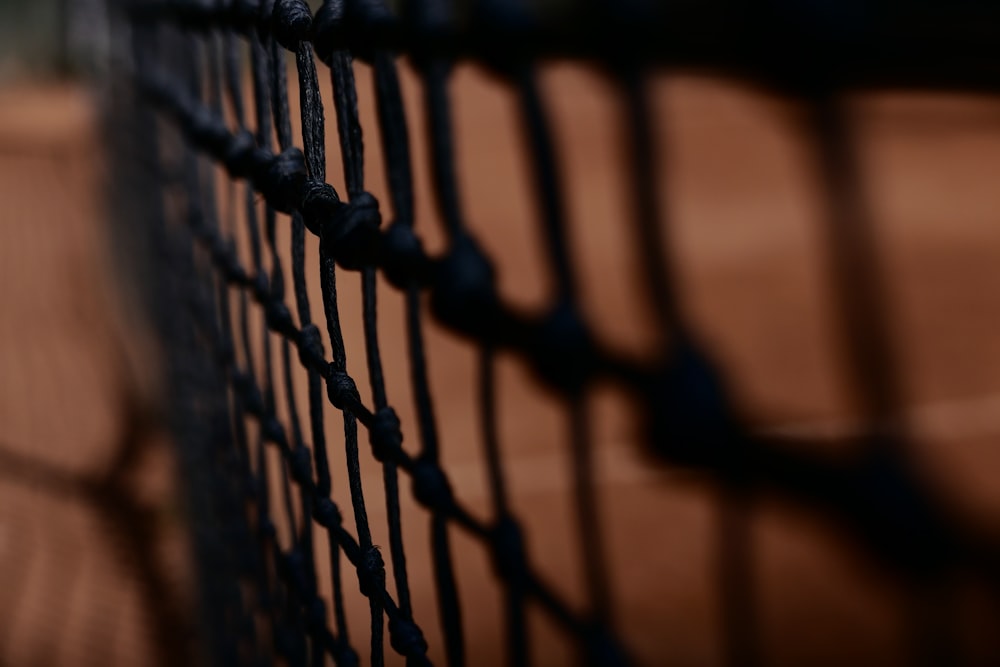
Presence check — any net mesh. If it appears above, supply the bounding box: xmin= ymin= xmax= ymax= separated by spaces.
xmin=106 ymin=0 xmax=1000 ymax=665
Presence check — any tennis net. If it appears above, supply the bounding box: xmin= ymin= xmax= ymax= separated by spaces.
xmin=108 ymin=0 xmax=1000 ymax=665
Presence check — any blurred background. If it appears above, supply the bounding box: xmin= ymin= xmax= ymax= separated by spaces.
xmin=3 ymin=1 xmax=1000 ymax=666
xmin=0 ymin=1 xmax=193 ymax=665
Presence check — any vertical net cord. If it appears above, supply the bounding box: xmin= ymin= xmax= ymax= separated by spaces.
xmin=372 ymin=51 xmax=414 ymax=233
xmin=232 ymin=26 xmax=327 ymax=667
xmin=182 ymin=23 xmax=307 ymax=665
xmin=326 ymin=36 xmax=417 ymax=639
xmin=181 ymin=28 xmax=262 ymax=664
xmin=618 ymin=70 xmax=683 ymax=345
xmin=418 ymin=55 xmax=472 ymax=667
xmin=367 ymin=26 xmax=493 ymax=661
xmin=422 ymin=60 xmax=464 ymax=241
xmin=219 ymin=31 xmax=278 ymax=664
xmin=249 ymin=30 xmax=300 ymax=664
xmin=257 ymin=23 xmax=353 ymax=651
xmin=251 ymin=35 xmax=306 ymax=663
xmin=287 ymin=29 xmax=386 ymax=667
xmin=718 ymin=484 xmax=758 ymax=667
xmin=514 ymin=68 xmax=577 ymax=303
xmin=618 ymin=66 xmax=760 ymax=665
xmin=222 ymin=30 xmax=313 ymax=664
xmin=320 ymin=191 xmax=384 ymax=667
xmin=236 ymin=31 xmax=308 ymax=664
xmin=273 ymin=24 xmax=372 ymax=664
xmin=515 ymin=67 xmax=615 ymax=634
xmin=911 ymin=577 xmax=960 ymax=667
xmin=806 ymin=95 xmax=956 ymax=665
xmin=186 ymin=122 xmax=249 ymax=667
xmin=221 ymin=33 xmax=265 ymax=459
xmin=274 ymin=39 xmax=324 ymax=667
xmin=202 ymin=35 xmax=260 ymax=660
xmin=807 ymin=96 xmax=903 ymax=446
xmin=478 ymin=344 xmax=529 ymax=667
xmin=417 ymin=39 xmax=625 ymax=666
xmin=275 ymin=9 xmax=438 ymax=665
xmin=325 ymin=33 xmax=401 ymax=665
xmin=128 ymin=21 xmax=233 ymax=667
xmin=409 ymin=27 xmax=623 ymax=659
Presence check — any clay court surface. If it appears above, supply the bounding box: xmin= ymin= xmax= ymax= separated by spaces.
xmin=2 ymin=64 xmax=1000 ymax=665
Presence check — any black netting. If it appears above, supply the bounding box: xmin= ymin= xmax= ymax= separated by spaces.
xmin=109 ymin=1 xmax=1000 ymax=665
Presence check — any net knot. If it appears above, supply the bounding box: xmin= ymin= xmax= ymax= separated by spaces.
xmin=252 ymin=269 xmax=270 ymax=301
xmin=586 ymin=627 xmax=630 ymax=667
xmin=336 ymin=646 xmax=360 ymax=667
xmin=262 ymin=416 xmax=287 ymax=447
xmin=298 ymin=323 xmax=324 ymax=367
xmin=850 ymin=449 xmax=948 ymax=572
xmin=209 ymin=235 xmax=228 ymax=263
xmin=430 ymin=232 xmax=499 ymax=337
xmin=314 ymin=0 xmax=395 ymax=63
xmin=290 ymin=446 xmax=313 ymax=485
xmin=313 ymin=496 xmax=342 ymax=528
xmin=320 ymin=192 xmax=382 ymax=271
xmin=188 ymin=105 xmax=229 ymax=155
xmin=411 ymin=456 xmax=453 ymax=512
xmin=529 ymin=300 xmax=595 ymax=393
xmin=272 ymin=0 xmax=313 ymax=50
xmin=246 ymin=386 xmax=266 ymax=418
xmin=301 ymin=181 xmax=339 ymax=236
xmin=490 ymin=516 xmax=526 ymax=581
xmin=326 ymin=369 xmax=360 ymax=410
xmin=381 ymin=221 xmax=430 ymax=288
xmin=304 ymin=596 xmax=326 ymax=631
xmin=284 ymin=547 xmax=309 ymax=592
xmin=312 ymin=0 xmax=347 ymax=65
xmin=260 ymin=517 xmax=277 ymax=541
xmin=369 ymin=407 xmax=403 ymax=463
xmin=388 ymin=616 xmax=428 ymax=657
xmin=644 ymin=340 xmax=735 ymax=468
xmin=213 ymin=239 xmax=246 ymax=286
xmin=265 ymin=299 xmax=295 ymax=337
xmin=222 ymin=129 xmax=257 ymax=178
xmin=357 ymin=545 xmax=385 ymax=597
xmin=259 ymin=147 xmax=307 ymax=214
xmin=234 ymin=372 xmax=265 ymax=416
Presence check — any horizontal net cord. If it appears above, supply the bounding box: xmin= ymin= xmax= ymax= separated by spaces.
xmin=126 ymin=0 xmax=1000 ymax=94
